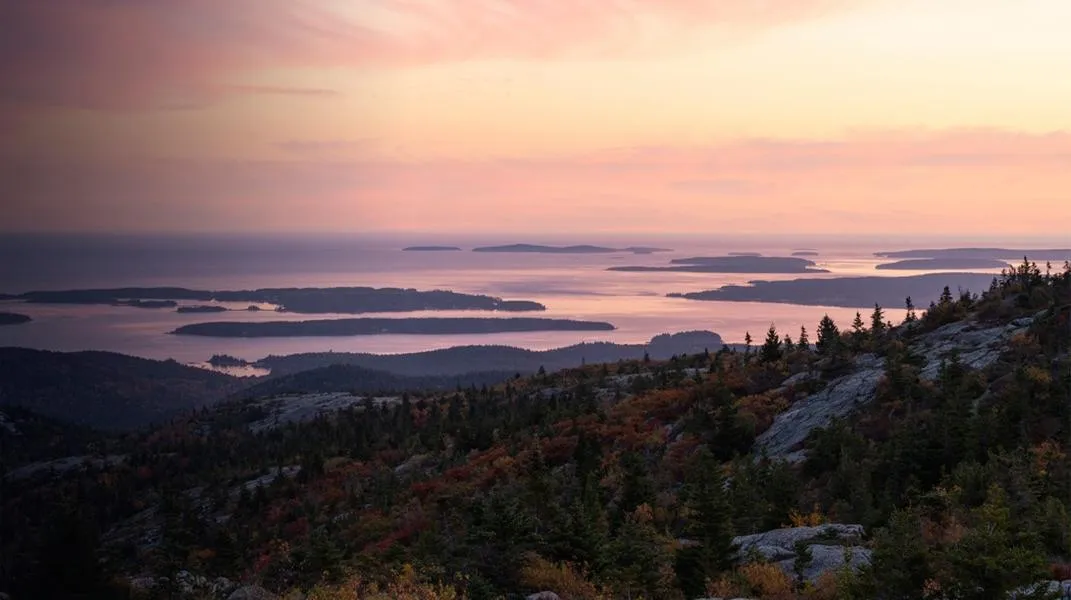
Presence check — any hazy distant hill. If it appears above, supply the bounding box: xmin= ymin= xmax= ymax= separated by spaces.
xmin=171 ymin=317 xmax=615 ymax=338
xmin=876 ymin=258 xmax=1010 ymax=270
xmin=875 ymin=247 xmax=1071 ymax=260
xmin=472 ymin=244 xmax=671 ymax=254
xmin=0 ymin=348 xmax=247 ymax=430
xmin=610 ymin=256 xmax=828 ymax=274
xmin=255 ymin=331 xmax=726 ymax=377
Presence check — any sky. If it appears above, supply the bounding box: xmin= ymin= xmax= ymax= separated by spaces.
xmin=2 ymin=0 xmax=1071 ymax=237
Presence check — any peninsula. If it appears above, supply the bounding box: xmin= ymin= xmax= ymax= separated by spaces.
xmin=0 ymin=312 xmax=31 ymax=326
xmin=669 ymin=272 xmax=997 ymax=308
xmin=171 ymin=317 xmax=615 ymax=338
xmin=176 ymin=305 xmax=229 ymax=314
xmin=610 ymin=256 xmax=828 ymax=274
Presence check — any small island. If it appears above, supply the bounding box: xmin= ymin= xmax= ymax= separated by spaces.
xmin=876 ymin=258 xmax=1010 ymax=271
xmin=0 ymin=312 xmax=31 ymax=326
xmin=609 ymin=256 xmax=828 ymax=274
xmin=792 ymin=251 xmax=820 ymax=257
xmin=208 ymin=354 xmax=252 ymax=367
xmin=472 ymin=244 xmax=671 ymax=254
xmin=114 ymin=299 xmax=178 ymax=309
xmin=403 ymin=246 xmax=462 ymax=252
xmin=176 ymin=305 xmax=229 ymax=314
xmin=172 ymin=317 xmax=616 ymax=338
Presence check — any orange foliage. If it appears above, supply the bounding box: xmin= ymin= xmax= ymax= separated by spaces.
xmin=787 ymin=505 xmax=828 ymax=527
xmin=519 ymin=554 xmax=609 ymax=600
xmin=709 ymin=562 xmax=795 ymax=600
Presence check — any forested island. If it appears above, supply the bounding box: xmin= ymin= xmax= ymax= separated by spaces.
xmin=876 ymin=258 xmax=1010 ymax=270
xmin=0 ymin=312 xmax=31 ymax=326
xmin=670 ymin=272 xmax=998 ymax=308
xmin=610 ymin=256 xmax=828 ymax=274
xmin=791 ymin=250 xmax=820 ymax=256
xmin=176 ymin=305 xmax=229 ymax=314
xmin=472 ymin=244 xmax=672 ymax=254
xmin=876 ymin=247 xmax=1071 ymax=260
xmin=6 ymin=286 xmax=545 ymax=314
xmin=402 ymin=246 xmax=462 ymax=251
xmin=171 ymin=317 xmax=616 ymax=338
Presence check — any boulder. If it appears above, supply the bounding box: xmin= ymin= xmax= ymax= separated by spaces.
xmin=777 ymin=545 xmax=872 ymax=582
xmin=229 ymin=586 xmax=278 ymax=600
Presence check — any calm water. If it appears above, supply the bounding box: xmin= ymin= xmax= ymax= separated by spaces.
xmin=0 ymin=233 xmax=1016 ymax=365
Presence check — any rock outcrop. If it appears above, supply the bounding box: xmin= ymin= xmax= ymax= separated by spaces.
xmin=228 ymin=585 xmax=278 ymax=600
xmin=757 ymin=316 xmax=1034 ymax=459
xmin=733 ymin=524 xmax=870 ymax=583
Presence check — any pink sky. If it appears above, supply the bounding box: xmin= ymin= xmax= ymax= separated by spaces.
xmin=3 ymin=0 xmax=1071 ymax=236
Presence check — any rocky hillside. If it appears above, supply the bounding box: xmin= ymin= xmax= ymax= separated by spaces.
xmin=2 ymin=260 xmax=1069 ymax=600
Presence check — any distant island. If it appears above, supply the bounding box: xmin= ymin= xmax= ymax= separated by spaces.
xmin=472 ymin=244 xmax=672 ymax=254
xmin=791 ymin=251 xmax=820 ymax=257
xmin=610 ymin=256 xmax=828 ymax=274
xmin=176 ymin=305 xmax=229 ymax=314
xmin=669 ymin=272 xmax=997 ymax=308
xmin=171 ymin=317 xmax=616 ymax=338
xmin=876 ymin=258 xmax=1010 ymax=271
xmin=0 ymin=312 xmax=31 ymax=326
xmin=875 ymin=247 xmax=1071 ymax=260
xmin=207 ymin=354 xmax=250 ymax=367
xmin=7 ymin=286 xmax=545 ymax=314
xmin=252 ymin=330 xmax=725 ymax=376
xmin=114 ymin=299 xmax=177 ymax=309
xmin=403 ymin=246 xmax=462 ymax=252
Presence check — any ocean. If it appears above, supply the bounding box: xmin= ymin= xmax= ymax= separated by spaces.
xmin=0 ymin=233 xmax=1019 ymax=368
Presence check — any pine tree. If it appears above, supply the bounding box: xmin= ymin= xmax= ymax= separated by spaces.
xmin=870 ymin=303 xmax=886 ymax=337
xmin=816 ymin=315 xmax=841 ymax=356
xmin=798 ymin=325 xmax=810 ymax=350
xmin=760 ymin=324 xmax=782 ymax=363
xmin=783 ymin=334 xmax=795 ymax=352
xmin=743 ymin=331 xmax=753 ymax=359
xmin=675 ymin=448 xmax=735 ymax=598
xmin=905 ymin=296 xmax=917 ymax=323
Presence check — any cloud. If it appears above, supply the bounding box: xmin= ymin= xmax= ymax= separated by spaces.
xmin=0 ymin=0 xmax=865 ymax=110
xmin=5 ymin=128 xmax=1071 ymax=235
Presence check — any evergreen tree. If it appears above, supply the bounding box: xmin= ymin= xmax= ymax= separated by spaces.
xmin=798 ymin=325 xmax=810 ymax=350
xmin=816 ymin=315 xmax=841 ymax=356
xmin=675 ymin=448 xmax=735 ymax=598
xmin=905 ymin=296 xmax=918 ymax=323
xmin=618 ymin=451 xmax=656 ymax=519
xmin=870 ymin=303 xmax=886 ymax=337
xmin=760 ymin=324 xmax=783 ymax=363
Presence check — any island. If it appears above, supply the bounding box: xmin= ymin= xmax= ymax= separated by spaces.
xmin=875 ymin=248 xmax=1071 ymax=260
xmin=668 ymin=272 xmax=998 ymax=309
xmin=727 ymin=252 xmax=762 ymax=257
xmin=8 ymin=286 xmax=546 ymax=314
xmin=876 ymin=258 xmax=1010 ymax=271
xmin=114 ymin=299 xmax=177 ymax=309
xmin=472 ymin=244 xmax=671 ymax=254
xmin=402 ymin=246 xmax=462 ymax=252
xmin=0 ymin=312 xmax=31 ymax=326
xmin=176 ymin=305 xmax=229 ymax=314
xmin=207 ymin=354 xmax=251 ymax=367
xmin=609 ymin=256 xmax=828 ymax=274
xmin=171 ymin=317 xmax=616 ymax=338
xmin=791 ymin=251 xmax=820 ymax=257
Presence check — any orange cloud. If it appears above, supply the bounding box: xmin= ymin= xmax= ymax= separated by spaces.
xmin=0 ymin=0 xmax=865 ymax=110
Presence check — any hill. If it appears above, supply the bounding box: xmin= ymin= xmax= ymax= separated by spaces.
xmin=2 ymin=261 xmax=1069 ymax=600
xmin=0 ymin=348 xmax=248 ymax=430
xmin=255 ymin=330 xmax=726 ymax=376
xmin=236 ymin=364 xmax=520 ymax=398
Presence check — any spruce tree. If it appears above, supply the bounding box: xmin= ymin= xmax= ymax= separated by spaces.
xmin=760 ymin=324 xmax=783 ymax=363
xmin=798 ymin=325 xmax=810 ymax=350
xmin=675 ymin=448 xmax=735 ymax=598
xmin=816 ymin=315 xmax=841 ymax=356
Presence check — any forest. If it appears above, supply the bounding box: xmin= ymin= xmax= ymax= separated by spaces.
xmin=2 ymin=259 xmax=1070 ymax=600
